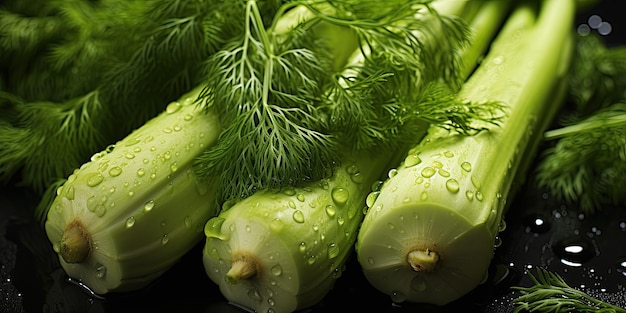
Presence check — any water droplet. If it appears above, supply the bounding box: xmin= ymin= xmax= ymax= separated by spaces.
xmin=64 ymin=185 xmax=75 ymax=200
xmin=367 ymin=257 xmax=374 ymax=265
xmin=86 ymin=173 xmax=104 ymax=187
xmin=299 ymin=242 xmax=307 ymax=253
xmin=307 ymin=256 xmax=316 ymax=265
xmin=325 ymin=204 xmax=337 ymax=217
xmin=391 ymin=290 xmax=408 ymax=303
xmin=296 ymin=193 xmax=305 ymax=202
xmin=166 ymin=101 xmax=182 ymax=114
xmin=125 ymin=153 xmax=135 ymax=159
xmin=125 ymin=216 xmax=136 ymax=228
xmin=288 ymin=200 xmax=296 ymax=209
xmin=170 ymin=163 xmax=178 ymax=172
xmin=445 ymin=179 xmax=460 ymax=193
xmin=387 ymin=168 xmax=398 ymax=178
xmin=271 ymin=264 xmax=282 ymax=276
xmin=553 ymin=235 xmax=596 ymax=267
xmin=466 ymin=190 xmax=474 ymax=201
xmin=421 ymin=167 xmax=435 ymax=178
xmin=144 ymin=200 xmax=155 ymax=212
xmin=337 ymin=215 xmax=345 ymax=226
xmin=331 ymin=188 xmax=349 ymax=205
xmin=282 ymin=187 xmax=296 ymax=196
xmin=432 ymin=161 xmax=443 ymax=169
xmin=616 ymin=257 xmax=626 ymax=277
xmin=161 ymin=234 xmax=169 ymax=245
xmin=109 ymin=166 xmax=122 ymax=177
xmin=438 ymin=169 xmax=450 ymax=177
xmin=137 ymin=168 xmax=146 ymax=177
xmin=95 ymin=264 xmax=107 ymax=279
xmin=523 ymin=214 xmax=550 ymax=233
xmin=247 ymin=287 xmax=263 ymax=302
xmin=95 ymin=205 xmax=106 ymax=217
xmin=371 ymin=180 xmax=384 ymax=192
xmin=493 ymin=55 xmax=504 ymax=65
xmin=270 ymin=218 xmax=283 ymax=232
xmin=365 ymin=191 xmax=379 ymax=208
xmin=184 ymin=216 xmax=193 ymax=229
xmin=420 ymin=191 xmax=428 ymax=200
xmin=404 ymin=154 xmax=422 ymax=167
xmin=461 ymin=162 xmax=472 ymax=172
xmin=327 ymin=243 xmax=339 ymax=259
xmin=475 ymin=191 xmax=484 ymax=201
xmin=292 ymin=210 xmax=305 ymax=223
xmin=443 ymin=151 xmax=454 ymax=158
xmin=410 ymin=275 xmax=427 ymax=292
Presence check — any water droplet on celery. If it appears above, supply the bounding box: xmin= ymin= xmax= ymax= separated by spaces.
xmin=325 ymin=205 xmax=337 ymax=217
xmin=288 ymin=200 xmax=296 ymax=209
xmin=443 ymin=151 xmax=454 ymax=158
xmin=144 ymin=200 xmax=155 ymax=212
xmin=292 ymin=210 xmax=305 ymax=223
xmin=328 ymin=243 xmax=339 ymax=259
xmin=331 ymin=188 xmax=349 ymax=205
xmin=445 ymin=179 xmax=460 ymax=193
xmin=166 ymin=101 xmax=182 ymax=114
xmin=125 ymin=153 xmax=135 ymax=159
xmin=466 ymin=191 xmax=474 ymax=201
xmin=366 ymin=191 xmax=379 ymax=208
xmin=270 ymin=218 xmax=283 ymax=232
xmin=108 ymin=166 xmax=122 ymax=177
xmin=404 ymin=154 xmax=422 ymax=167
xmin=86 ymin=173 xmax=104 ymax=187
xmin=420 ymin=191 xmax=428 ymax=200
xmin=299 ymin=242 xmax=307 ymax=253
xmin=367 ymin=257 xmax=374 ymax=264
xmin=125 ymin=216 xmax=136 ymax=228
xmin=247 ymin=288 xmax=262 ymax=301
xmin=410 ymin=275 xmax=427 ymax=292
xmin=270 ymin=264 xmax=282 ymax=276
xmin=461 ymin=162 xmax=472 ymax=172
xmin=387 ymin=168 xmax=398 ymax=178
xmin=95 ymin=264 xmax=107 ymax=279
xmin=432 ymin=161 xmax=443 ymax=169
xmin=137 ymin=168 xmax=146 ymax=177
xmin=337 ymin=216 xmax=345 ymax=226
xmin=438 ymin=169 xmax=450 ymax=177
xmin=95 ymin=205 xmax=106 ymax=217
xmin=282 ymin=187 xmax=296 ymax=196
xmin=161 ymin=234 xmax=169 ymax=245
xmin=296 ymin=193 xmax=305 ymax=202
xmin=476 ymin=191 xmax=484 ymax=201
xmin=64 ymin=185 xmax=75 ymax=200
xmin=391 ymin=290 xmax=407 ymax=303
xmin=170 ymin=163 xmax=178 ymax=172
xmin=421 ymin=167 xmax=435 ymax=178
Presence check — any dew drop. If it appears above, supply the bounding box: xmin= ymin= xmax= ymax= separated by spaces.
xmin=331 ymin=188 xmax=349 ymax=205
xmin=475 ymin=191 xmax=484 ymax=201
xmin=432 ymin=161 xmax=443 ymax=169
xmin=161 ymin=234 xmax=169 ymax=245
xmin=365 ymin=191 xmax=379 ymax=208
xmin=137 ymin=168 xmax=146 ymax=177
xmin=282 ymin=187 xmax=296 ymax=196
xmin=325 ymin=204 xmax=337 ymax=217
xmin=94 ymin=205 xmax=106 ymax=217
xmin=299 ymin=242 xmax=307 ymax=253
xmin=337 ymin=216 xmax=345 ymax=226
xmin=404 ymin=154 xmax=422 ymax=167
xmin=466 ymin=190 xmax=474 ymax=201
xmin=387 ymin=168 xmax=398 ymax=178
xmin=288 ymin=200 xmax=296 ymax=209
xmin=445 ymin=179 xmax=460 ymax=193
xmin=461 ymin=162 xmax=472 ymax=172
xmin=204 ymin=217 xmax=225 ymax=239
xmin=95 ymin=264 xmax=107 ymax=279
xmin=170 ymin=163 xmax=178 ymax=173
xmin=616 ymin=257 xmax=626 ymax=277
xmin=125 ymin=153 xmax=135 ymax=159
xmin=64 ymin=185 xmax=75 ymax=200
xmin=144 ymin=200 xmax=155 ymax=212
xmin=166 ymin=101 xmax=182 ymax=114
xmin=270 ymin=218 xmax=283 ymax=232
xmin=391 ymin=290 xmax=408 ymax=303
xmin=271 ymin=264 xmax=282 ymax=276
xmin=438 ymin=169 xmax=450 ymax=177
xmin=443 ymin=151 xmax=454 ymax=158
xmin=296 ymin=193 xmax=305 ymax=202
xmin=247 ymin=288 xmax=263 ymax=302
xmin=420 ymin=191 xmax=428 ymax=201
xmin=421 ymin=167 xmax=436 ymax=178
xmin=125 ymin=216 xmax=136 ymax=228
xmin=86 ymin=173 xmax=104 ymax=187
xmin=328 ymin=243 xmax=339 ymax=259
xmin=410 ymin=275 xmax=427 ymax=292
xmin=292 ymin=210 xmax=305 ymax=223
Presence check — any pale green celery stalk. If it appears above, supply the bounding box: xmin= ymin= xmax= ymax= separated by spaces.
xmin=44 ymin=87 xmax=220 ymax=294
xmin=356 ymin=0 xmax=576 ymax=306
xmin=200 ymin=1 xmax=511 ymax=312
xmin=42 ymin=6 xmax=337 ymax=295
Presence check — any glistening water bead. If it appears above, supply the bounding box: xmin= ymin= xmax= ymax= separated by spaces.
xmin=553 ymin=235 xmax=596 ymax=267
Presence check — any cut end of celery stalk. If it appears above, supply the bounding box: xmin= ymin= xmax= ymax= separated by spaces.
xmin=226 ymin=254 xmax=259 ymax=283
xmin=60 ymin=220 xmax=92 ymax=263
xmin=357 ymin=203 xmax=493 ymax=305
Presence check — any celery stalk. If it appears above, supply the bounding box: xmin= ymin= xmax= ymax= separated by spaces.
xmin=200 ymin=1 xmax=511 ymax=312
xmin=356 ymin=0 xmax=576 ymax=306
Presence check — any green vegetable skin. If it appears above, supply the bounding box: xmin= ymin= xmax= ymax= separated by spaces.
xmin=44 ymin=87 xmax=220 ymax=294
xmin=356 ymin=0 xmax=576 ymax=306
xmin=200 ymin=1 xmax=511 ymax=312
